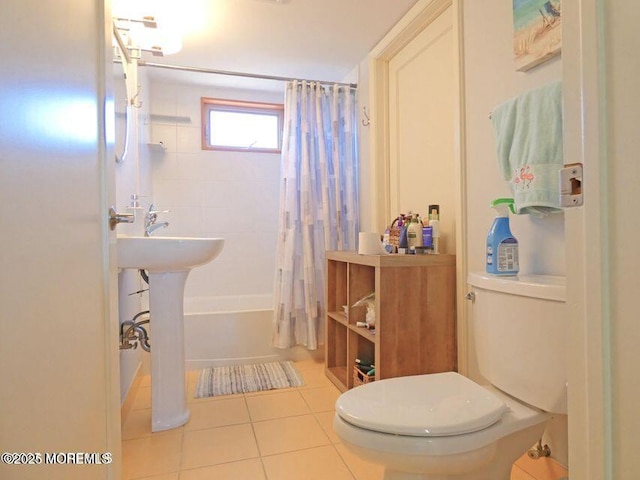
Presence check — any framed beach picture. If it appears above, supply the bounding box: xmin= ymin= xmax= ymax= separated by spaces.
xmin=513 ymin=0 xmax=562 ymax=71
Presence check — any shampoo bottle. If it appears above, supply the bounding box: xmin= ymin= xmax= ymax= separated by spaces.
xmin=486 ymin=198 xmax=519 ymax=276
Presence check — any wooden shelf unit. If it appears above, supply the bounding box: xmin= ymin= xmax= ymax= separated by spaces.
xmin=325 ymin=251 xmax=457 ymax=392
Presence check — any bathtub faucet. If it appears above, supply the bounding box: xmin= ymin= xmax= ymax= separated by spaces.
xmin=144 ymin=204 xmax=170 ymax=236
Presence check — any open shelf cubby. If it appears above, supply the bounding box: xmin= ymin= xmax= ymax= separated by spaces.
xmin=325 ymin=251 xmax=458 ymax=392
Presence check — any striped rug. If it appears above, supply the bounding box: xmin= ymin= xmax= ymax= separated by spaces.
xmin=194 ymin=360 xmax=305 ymax=398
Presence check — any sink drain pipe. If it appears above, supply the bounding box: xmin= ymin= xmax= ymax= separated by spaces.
xmin=120 ymin=310 xmax=151 ymax=352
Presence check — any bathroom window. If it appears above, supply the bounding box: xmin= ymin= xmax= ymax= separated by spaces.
xmin=201 ymin=97 xmax=284 ymax=153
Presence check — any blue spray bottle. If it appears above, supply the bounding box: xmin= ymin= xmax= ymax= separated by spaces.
xmin=486 ymin=198 xmax=519 ymax=276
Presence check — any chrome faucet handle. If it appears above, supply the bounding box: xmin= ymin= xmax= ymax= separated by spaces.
xmin=108 ymin=206 xmax=134 ymax=231
xmin=144 ymin=213 xmax=157 ymax=231
xmin=146 ymin=204 xmax=170 ymax=215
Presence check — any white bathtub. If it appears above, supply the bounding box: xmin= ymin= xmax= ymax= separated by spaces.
xmin=183 ymin=295 xmax=320 ymax=369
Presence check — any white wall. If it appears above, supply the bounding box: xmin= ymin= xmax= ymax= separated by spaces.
xmin=461 ymin=0 xmax=567 ymax=465
xmin=148 ymin=82 xmax=283 ymax=301
xmin=356 ymin=58 xmax=376 ymax=232
xmin=462 ymin=1 xmax=564 ymax=278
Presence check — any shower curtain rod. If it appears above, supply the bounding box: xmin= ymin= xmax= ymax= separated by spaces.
xmin=137 ymin=60 xmax=358 ymax=89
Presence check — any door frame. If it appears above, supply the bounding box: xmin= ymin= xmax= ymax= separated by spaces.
xmin=563 ymin=0 xmax=611 ymax=477
xmin=367 ymin=0 xmax=469 ymax=374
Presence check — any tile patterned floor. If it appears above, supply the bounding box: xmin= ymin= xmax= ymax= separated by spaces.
xmin=121 ymin=358 xmax=568 ymax=480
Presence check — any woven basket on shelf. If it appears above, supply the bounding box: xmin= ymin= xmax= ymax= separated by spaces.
xmin=353 ymin=365 xmax=375 ymax=387
xmin=388 ymin=217 xmax=401 ymax=247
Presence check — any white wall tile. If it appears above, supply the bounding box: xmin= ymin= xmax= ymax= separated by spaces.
xmin=176 ymin=86 xmax=203 ymax=127
xmin=153 ymin=179 xmax=203 ymax=207
xmin=151 ymin=124 xmax=177 ymax=153
xmin=150 ymin=83 xmax=178 ymax=117
xmin=177 ymin=125 xmax=202 ymax=153
xmin=194 ymin=154 xmax=237 ymax=182
xmin=151 ymin=152 xmax=183 ymax=182
xmin=150 ymin=81 xmax=282 ymax=300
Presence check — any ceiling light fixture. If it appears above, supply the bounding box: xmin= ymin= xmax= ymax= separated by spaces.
xmin=113 ymin=15 xmax=158 ymax=28
xmin=114 ymin=16 xmax=182 ymax=57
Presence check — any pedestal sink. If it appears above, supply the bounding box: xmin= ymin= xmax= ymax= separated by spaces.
xmin=117 ymin=235 xmax=224 ymax=432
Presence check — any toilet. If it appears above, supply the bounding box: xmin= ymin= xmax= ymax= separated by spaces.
xmin=333 ymin=272 xmax=566 ymax=480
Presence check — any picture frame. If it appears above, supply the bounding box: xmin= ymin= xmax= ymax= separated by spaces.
xmin=513 ymin=0 xmax=562 ymax=72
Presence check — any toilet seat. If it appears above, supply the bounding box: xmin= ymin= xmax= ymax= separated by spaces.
xmin=334 ymin=381 xmax=549 ymax=457
xmin=335 ymin=372 xmax=509 ymax=436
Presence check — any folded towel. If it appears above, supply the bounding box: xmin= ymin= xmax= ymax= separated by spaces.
xmin=491 ymin=80 xmax=563 ymax=216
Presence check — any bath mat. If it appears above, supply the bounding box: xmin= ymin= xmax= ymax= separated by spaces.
xmin=194 ymin=360 xmax=305 ymax=398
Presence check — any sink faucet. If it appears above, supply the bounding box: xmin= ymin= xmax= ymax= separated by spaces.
xmin=146 ymin=221 xmax=169 ymax=236
xmin=145 ymin=204 xmax=170 ymax=237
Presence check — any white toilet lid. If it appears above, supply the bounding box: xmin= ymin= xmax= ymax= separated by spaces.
xmin=335 ymin=372 xmax=509 ymax=437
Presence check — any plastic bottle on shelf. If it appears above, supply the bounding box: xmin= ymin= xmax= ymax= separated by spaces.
xmin=428 ymin=205 xmax=440 ymax=254
xmin=407 ymin=213 xmax=424 ymax=251
xmin=398 ymin=215 xmax=408 ymax=252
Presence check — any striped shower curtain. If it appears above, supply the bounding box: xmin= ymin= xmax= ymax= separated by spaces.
xmin=272 ymin=80 xmax=359 ymax=350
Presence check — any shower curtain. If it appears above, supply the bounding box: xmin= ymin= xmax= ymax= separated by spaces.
xmin=272 ymin=80 xmax=359 ymax=350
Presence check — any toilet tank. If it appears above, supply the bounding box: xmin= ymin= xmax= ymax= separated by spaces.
xmin=467 ymin=272 xmax=567 ymax=414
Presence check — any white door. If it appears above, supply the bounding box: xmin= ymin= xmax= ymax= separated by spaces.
xmin=388 ymin=6 xmax=455 ymax=254
xmin=0 ymin=1 xmax=120 ymax=479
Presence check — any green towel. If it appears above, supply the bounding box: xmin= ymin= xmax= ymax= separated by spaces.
xmin=491 ymin=80 xmax=563 ymax=217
